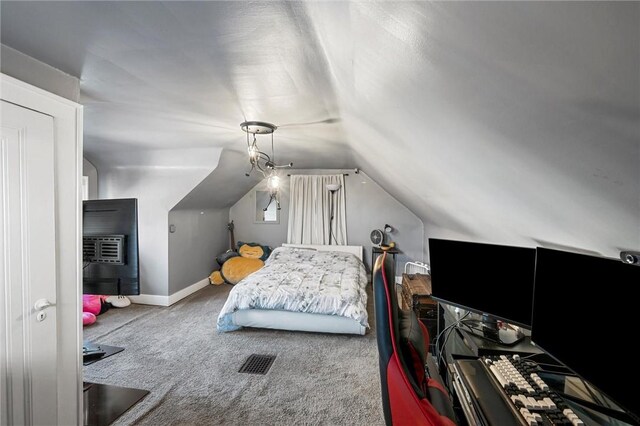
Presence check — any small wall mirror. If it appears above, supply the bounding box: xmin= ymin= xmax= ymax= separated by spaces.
xmin=255 ymin=190 xmax=279 ymax=223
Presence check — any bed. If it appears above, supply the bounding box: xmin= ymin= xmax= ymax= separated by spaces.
xmin=216 ymin=244 xmax=369 ymax=335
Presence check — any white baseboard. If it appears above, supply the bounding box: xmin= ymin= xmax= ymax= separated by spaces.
xmin=168 ymin=278 xmax=210 ymax=305
xmin=129 ymin=277 xmax=210 ymax=307
xmin=128 ymin=293 xmax=170 ymax=306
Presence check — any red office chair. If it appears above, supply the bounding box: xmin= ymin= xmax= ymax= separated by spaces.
xmin=373 ymin=251 xmax=457 ymax=426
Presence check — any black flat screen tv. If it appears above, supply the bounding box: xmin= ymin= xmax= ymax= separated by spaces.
xmin=83 ymin=199 xmax=139 ymax=295
xmin=531 ymin=248 xmax=640 ymax=423
xmin=428 ymin=238 xmax=536 ymax=328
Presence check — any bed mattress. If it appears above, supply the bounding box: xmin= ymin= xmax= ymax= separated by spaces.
xmin=217 ymin=247 xmax=369 ymax=334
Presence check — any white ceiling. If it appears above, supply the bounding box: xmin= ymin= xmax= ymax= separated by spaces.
xmin=1 ymin=1 xmax=353 ymax=168
xmin=2 ymin=1 xmax=638 ymax=254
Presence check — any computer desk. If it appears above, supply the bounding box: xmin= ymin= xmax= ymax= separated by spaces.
xmin=437 ymin=304 xmax=634 ymax=426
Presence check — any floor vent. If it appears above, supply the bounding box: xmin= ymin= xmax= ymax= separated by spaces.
xmin=238 ymin=354 xmax=276 ymax=375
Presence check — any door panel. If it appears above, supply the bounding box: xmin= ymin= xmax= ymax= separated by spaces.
xmin=1 ymin=100 xmax=57 ymax=425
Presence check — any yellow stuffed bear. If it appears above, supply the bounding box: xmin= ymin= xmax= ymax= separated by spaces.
xmin=209 ymin=242 xmax=271 ymax=285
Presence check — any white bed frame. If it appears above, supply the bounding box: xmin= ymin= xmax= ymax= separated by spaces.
xmin=281 ymin=243 xmax=363 ymax=261
xmin=232 ymin=243 xmax=367 ymax=335
xmin=232 ymin=309 xmax=366 ymax=335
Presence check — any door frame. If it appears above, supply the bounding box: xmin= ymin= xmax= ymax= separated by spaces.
xmin=1 ymin=73 xmax=83 ymax=425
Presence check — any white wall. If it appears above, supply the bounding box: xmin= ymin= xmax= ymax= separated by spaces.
xmin=0 ymin=44 xmax=79 ymax=102
xmin=229 ymin=169 xmax=424 ymax=272
xmin=1 ymin=73 xmax=84 ymax=425
xmin=168 ymin=208 xmax=229 ymax=294
xmin=1 ymin=52 xmax=84 ymax=423
xmin=82 ymin=158 xmax=98 ymax=200
xmin=97 ymin=147 xmax=223 ymax=296
xmin=306 ymin=2 xmax=640 ymax=261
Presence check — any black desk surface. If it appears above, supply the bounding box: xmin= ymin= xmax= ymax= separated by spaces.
xmin=83 ymin=344 xmax=124 ymax=366
xmin=454 ymin=358 xmax=634 ymax=426
xmin=83 ymin=382 xmax=148 ymax=426
xmin=441 ymin=304 xmax=547 ymax=359
xmin=456 ymin=327 xmax=549 ymax=358
xmin=442 ymin=302 xmax=635 ymax=425
xmin=455 ymin=359 xmax=522 ymax=426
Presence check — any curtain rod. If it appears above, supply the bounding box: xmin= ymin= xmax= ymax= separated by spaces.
xmin=287 ymin=173 xmax=349 ymax=177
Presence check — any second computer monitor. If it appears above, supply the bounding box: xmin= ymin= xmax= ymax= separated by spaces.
xmin=531 ymin=248 xmax=640 ymax=423
xmin=429 ymin=238 xmax=536 ymax=328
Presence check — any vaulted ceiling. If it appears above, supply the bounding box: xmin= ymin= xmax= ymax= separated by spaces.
xmin=2 ymin=1 xmax=638 ymax=255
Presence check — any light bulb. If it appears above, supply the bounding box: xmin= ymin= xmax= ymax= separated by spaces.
xmin=248 ymin=145 xmax=259 ymax=161
xmin=267 ymin=175 xmax=280 ymax=190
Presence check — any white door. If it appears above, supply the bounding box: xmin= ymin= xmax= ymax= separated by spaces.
xmin=0 ymin=100 xmax=58 ymax=425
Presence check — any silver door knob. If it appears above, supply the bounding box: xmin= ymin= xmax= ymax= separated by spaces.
xmin=34 ymin=298 xmax=54 ymax=311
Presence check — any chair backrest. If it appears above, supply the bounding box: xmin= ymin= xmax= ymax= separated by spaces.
xmin=373 ymin=251 xmax=455 ymax=426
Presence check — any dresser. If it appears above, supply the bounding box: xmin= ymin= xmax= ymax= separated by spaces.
xmin=400 ymin=273 xmax=439 ymax=349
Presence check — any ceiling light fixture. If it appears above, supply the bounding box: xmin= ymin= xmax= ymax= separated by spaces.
xmin=241 ymin=121 xmax=292 ymax=211
xmin=241 ymin=121 xmax=292 ymax=178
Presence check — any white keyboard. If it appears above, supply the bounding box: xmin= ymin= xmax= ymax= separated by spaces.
xmin=483 ymin=355 xmax=584 ymax=426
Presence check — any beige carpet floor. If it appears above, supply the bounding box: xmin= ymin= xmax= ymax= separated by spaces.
xmin=83 ymin=284 xmax=384 ymax=425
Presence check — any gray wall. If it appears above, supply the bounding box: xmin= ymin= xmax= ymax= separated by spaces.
xmin=168 ymin=208 xmax=230 ymax=294
xmin=1 ymin=44 xmax=79 ymax=102
xmin=229 ymin=169 xmax=424 ymax=274
xmin=82 ymin=158 xmax=98 ymax=200
xmin=97 ymin=147 xmax=223 ymax=296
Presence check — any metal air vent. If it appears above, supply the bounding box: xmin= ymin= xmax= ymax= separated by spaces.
xmin=238 ymin=354 xmax=276 ymax=375
xmin=83 ymin=235 xmax=126 ymax=265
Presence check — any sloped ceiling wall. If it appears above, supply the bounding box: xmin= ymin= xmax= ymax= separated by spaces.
xmin=174 ymin=149 xmax=262 ymax=211
xmin=305 ymin=2 xmax=640 ymax=257
xmin=2 ymin=1 xmax=638 ymax=259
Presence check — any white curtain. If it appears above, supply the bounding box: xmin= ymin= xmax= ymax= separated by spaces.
xmin=287 ymin=174 xmax=347 ymax=245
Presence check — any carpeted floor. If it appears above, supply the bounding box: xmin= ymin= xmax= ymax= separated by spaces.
xmin=83 ymin=284 xmax=384 ymax=425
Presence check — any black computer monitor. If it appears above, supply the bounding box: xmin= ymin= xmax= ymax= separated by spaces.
xmin=429 ymin=239 xmax=536 ymax=328
xmin=531 ymin=248 xmax=640 ymax=423
xmin=83 ymin=199 xmax=139 ymax=295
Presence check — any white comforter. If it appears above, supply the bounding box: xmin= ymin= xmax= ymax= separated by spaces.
xmin=216 ymin=247 xmax=369 ymax=332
